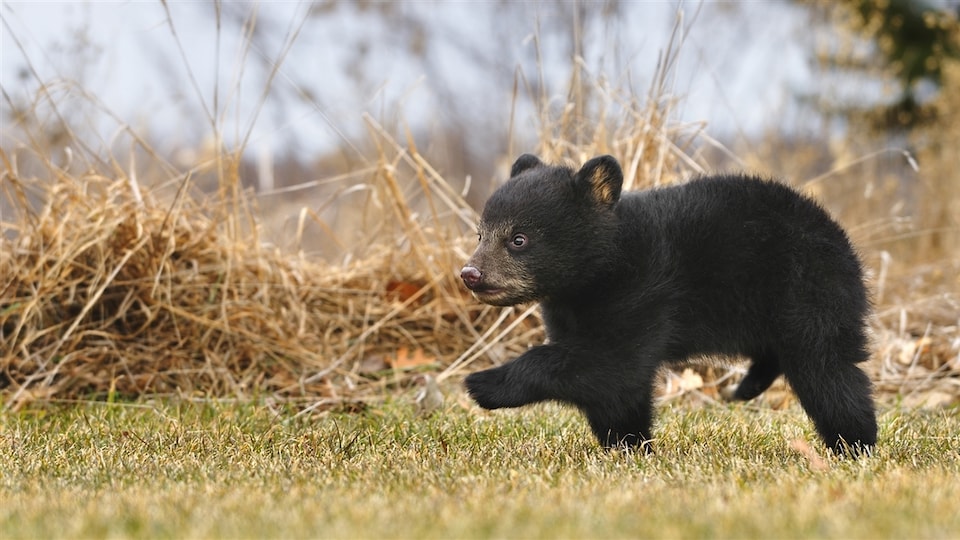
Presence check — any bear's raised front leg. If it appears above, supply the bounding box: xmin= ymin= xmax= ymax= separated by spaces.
xmin=465 ymin=343 xmax=633 ymax=409
xmin=464 ymin=345 xmax=561 ymax=409
xmin=465 ymin=343 xmax=661 ymax=452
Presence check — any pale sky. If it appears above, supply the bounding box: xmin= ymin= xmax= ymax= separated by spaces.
xmin=1 ymin=1 xmax=825 ymax=161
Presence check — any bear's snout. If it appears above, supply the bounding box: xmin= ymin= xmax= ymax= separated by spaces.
xmin=460 ymin=266 xmax=483 ymax=290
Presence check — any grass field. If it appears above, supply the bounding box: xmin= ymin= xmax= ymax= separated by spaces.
xmin=2 ymin=396 xmax=959 ymax=539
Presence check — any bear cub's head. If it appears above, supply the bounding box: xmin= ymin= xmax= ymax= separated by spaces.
xmin=461 ymin=154 xmax=623 ymax=306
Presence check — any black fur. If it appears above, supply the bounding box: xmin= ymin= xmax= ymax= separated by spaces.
xmin=461 ymin=154 xmax=877 ymax=456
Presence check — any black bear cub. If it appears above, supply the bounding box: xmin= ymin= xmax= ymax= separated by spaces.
xmin=461 ymin=154 xmax=877 ymax=456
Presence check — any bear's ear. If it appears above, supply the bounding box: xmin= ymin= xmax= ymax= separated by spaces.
xmin=576 ymin=155 xmax=622 ymax=206
xmin=510 ymin=154 xmax=544 ymax=177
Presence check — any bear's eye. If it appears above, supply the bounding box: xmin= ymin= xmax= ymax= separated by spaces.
xmin=509 ymin=233 xmax=528 ymax=251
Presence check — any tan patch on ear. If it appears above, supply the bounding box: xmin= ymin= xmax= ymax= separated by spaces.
xmin=591 ymin=167 xmax=617 ymax=204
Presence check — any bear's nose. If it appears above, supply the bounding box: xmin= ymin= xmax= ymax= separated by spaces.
xmin=460 ymin=266 xmax=482 ymax=289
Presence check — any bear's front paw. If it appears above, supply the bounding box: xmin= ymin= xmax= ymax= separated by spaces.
xmin=464 ymin=368 xmax=509 ymax=409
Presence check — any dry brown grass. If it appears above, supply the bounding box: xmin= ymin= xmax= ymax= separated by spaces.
xmin=0 ymin=125 xmax=551 ymax=410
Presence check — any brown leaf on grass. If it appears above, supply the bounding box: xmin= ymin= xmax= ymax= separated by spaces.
xmin=389 ymin=346 xmax=436 ymax=370
xmin=790 ymin=439 xmax=830 ymax=472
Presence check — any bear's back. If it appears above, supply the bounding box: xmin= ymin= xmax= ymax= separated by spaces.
xmin=618 ymin=175 xmax=857 ymax=275
xmin=609 ymin=175 xmax=867 ymax=358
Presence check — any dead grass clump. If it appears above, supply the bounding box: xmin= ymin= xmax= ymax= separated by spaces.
xmin=0 ymin=141 xmax=544 ymax=410
xmin=871 ymin=259 xmax=960 ymax=407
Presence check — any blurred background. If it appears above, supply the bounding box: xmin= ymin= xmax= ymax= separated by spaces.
xmin=3 ymin=2 xmax=815 ymax=163
xmin=3 ymin=2 xmax=955 ymax=191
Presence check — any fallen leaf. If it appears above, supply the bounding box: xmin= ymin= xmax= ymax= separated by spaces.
xmin=386 ymin=280 xmax=422 ymax=302
xmin=790 ymin=439 xmax=829 ymax=472
xmin=389 ymin=346 xmax=436 ymax=370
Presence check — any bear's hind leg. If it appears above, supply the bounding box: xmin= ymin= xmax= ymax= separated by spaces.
xmin=781 ymin=353 xmax=877 ymax=456
xmin=726 ymin=353 xmax=782 ymax=401
xmin=583 ymin=400 xmax=655 ymax=452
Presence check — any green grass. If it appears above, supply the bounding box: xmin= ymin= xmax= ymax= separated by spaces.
xmin=1 ymin=397 xmax=959 ymax=539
